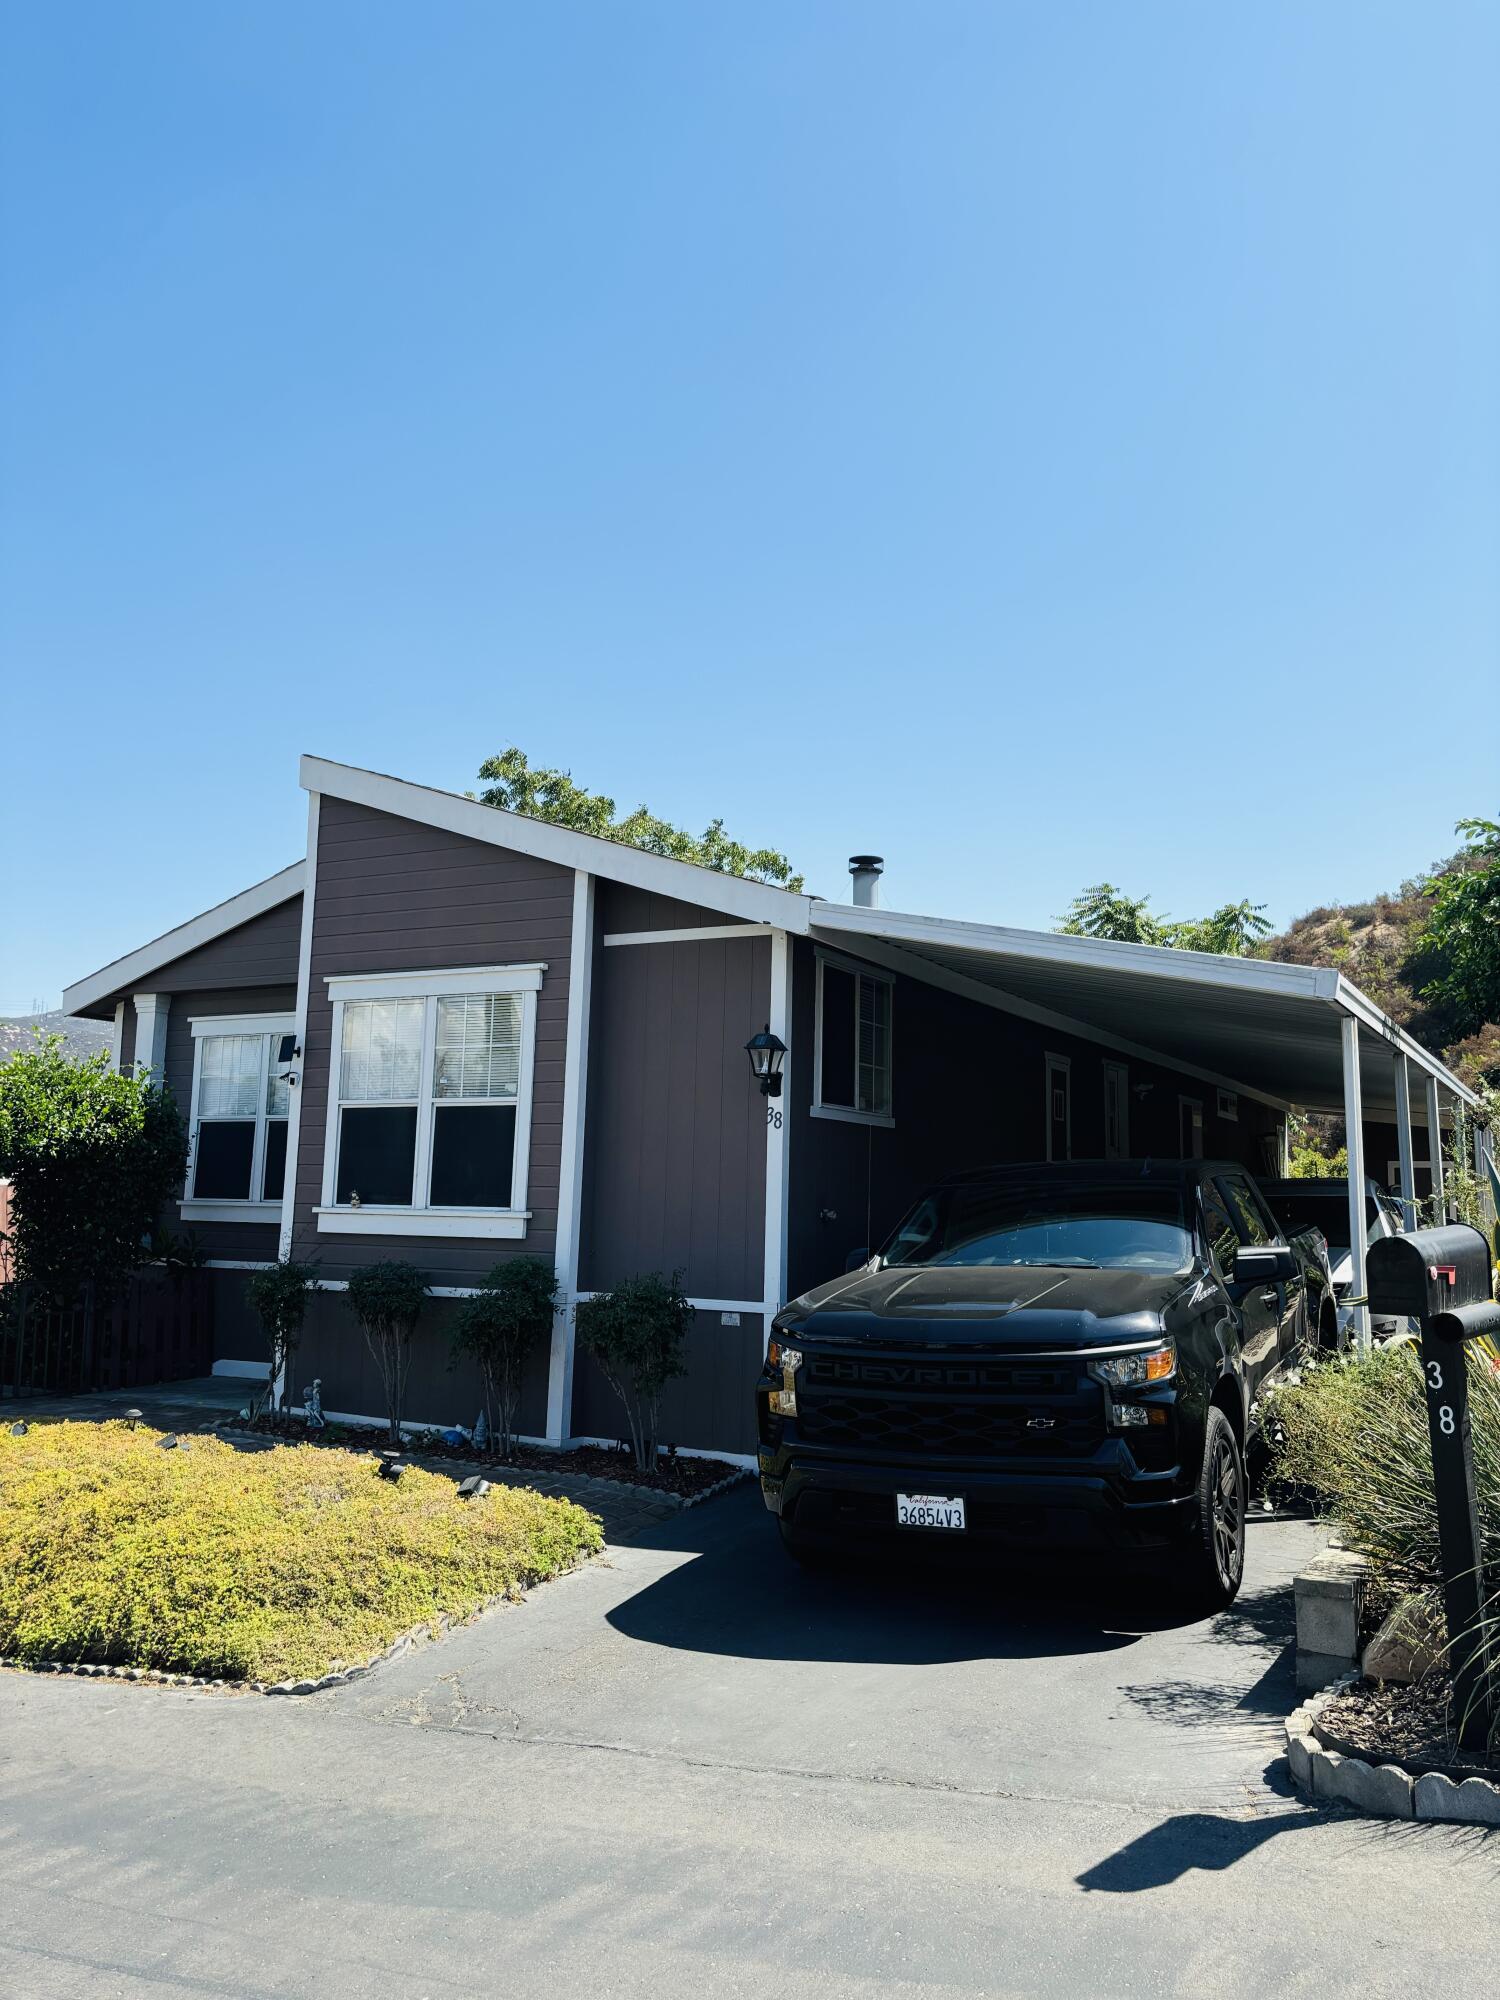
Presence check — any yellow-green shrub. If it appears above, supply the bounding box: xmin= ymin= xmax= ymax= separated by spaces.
xmin=0 ymin=1422 xmax=602 ymax=1682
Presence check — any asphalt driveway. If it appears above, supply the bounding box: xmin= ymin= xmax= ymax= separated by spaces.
xmin=3 ymin=1486 xmax=1497 ymax=1998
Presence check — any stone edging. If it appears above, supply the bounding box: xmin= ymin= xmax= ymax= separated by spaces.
xmin=214 ymin=1427 xmax=750 ymax=1511
xmin=1286 ymin=1680 xmax=1500 ymax=1825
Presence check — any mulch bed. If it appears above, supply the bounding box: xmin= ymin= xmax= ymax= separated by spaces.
xmin=1314 ymin=1675 xmax=1500 ymax=1784
xmin=237 ymin=1412 xmax=740 ymax=1499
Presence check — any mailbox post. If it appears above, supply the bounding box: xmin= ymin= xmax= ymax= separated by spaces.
xmin=1368 ymin=1225 xmax=1500 ymax=1754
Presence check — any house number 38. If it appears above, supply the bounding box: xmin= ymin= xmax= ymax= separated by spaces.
xmin=766 ymin=1105 xmax=783 ymax=1129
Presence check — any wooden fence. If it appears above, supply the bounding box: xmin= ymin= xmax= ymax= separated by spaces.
xmin=1 ymin=1268 xmax=214 ymax=1398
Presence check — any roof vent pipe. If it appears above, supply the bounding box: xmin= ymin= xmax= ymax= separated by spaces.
xmin=849 ymin=855 xmax=884 ymax=908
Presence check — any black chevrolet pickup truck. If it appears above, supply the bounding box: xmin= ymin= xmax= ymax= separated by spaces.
xmin=756 ymin=1159 xmax=1324 ymax=1609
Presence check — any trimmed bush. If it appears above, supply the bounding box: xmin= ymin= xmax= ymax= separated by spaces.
xmin=451 ymin=1258 xmax=557 ymax=1457
xmin=345 ymin=1261 xmax=428 ymax=1444
xmin=575 ymin=1271 xmax=692 ymax=1473
xmin=245 ymin=1260 xmax=318 ymax=1414
xmin=0 ymin=1421 xmax=602 ymax=1682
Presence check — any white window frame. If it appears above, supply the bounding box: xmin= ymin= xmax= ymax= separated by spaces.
xmin=1044 ymin=1052 xmax=1072 ymax=1162
xmin=181 ymin=1013 xmax=295 ymax=1224
xmin=1102 ymin=1060 xmax=1129 ymax=1161
xmin=315 ymin=963 xmax=544 ymax=1240
xmin=1216 ymin=1087 xmax=1239 ymax=1122
xmin=811 ymin=949 xmax=895 ymax=1128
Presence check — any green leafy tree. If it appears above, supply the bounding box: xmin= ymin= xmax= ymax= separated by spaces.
xmin=1057 ymin=884 xmax=1269 ymax=956
xmin=475 ymin=747 xmax=803 ymax=890
xmin=245 ymin=1259 xmax=319 ymax=1414
xmin=0 ymin=1035 xmax=187 ymax=1308
xmin=345 ymin=1261 xmax=429 ymax=1444
xmin=1408 ymin=816 xmax=1500 ymax=1042
xmin=574 ymin=1270 xmax=692 ymax=1474
xmin=450 ymin=1257 xmax=557 ymax=1457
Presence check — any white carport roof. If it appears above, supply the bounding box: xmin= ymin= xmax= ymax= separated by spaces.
xmin=809 ymin=902 xmax=1479 ymax=1120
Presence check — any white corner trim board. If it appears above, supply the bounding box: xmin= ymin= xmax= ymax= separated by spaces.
xmin=547 ymin=869 xmax=595 ymax=1446
xmin=278 ymin=789 xmax=321 ymax=1269
xmin=602 ymin=925 xmax=773 ymax=947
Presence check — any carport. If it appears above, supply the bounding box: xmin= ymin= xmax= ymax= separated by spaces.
xmin=808 ymin=900 xmax=1489 ymax=1346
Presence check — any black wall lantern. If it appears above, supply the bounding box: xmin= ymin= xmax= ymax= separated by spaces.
xmin=744 ymin=1024 xmax=787 ymax=1097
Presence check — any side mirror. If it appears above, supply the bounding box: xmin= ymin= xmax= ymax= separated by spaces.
xmin=844 ymin=1246 xmax=872 ymax=1274
xmin=1236 ymin=1244 xmax=1297 ymax=1285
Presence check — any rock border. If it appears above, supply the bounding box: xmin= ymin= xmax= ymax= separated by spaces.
xmin=1286 ymin=1680 xmax=1500 ymax=1826
xmin=214 ymin=1426 xmax=750 ymax=1511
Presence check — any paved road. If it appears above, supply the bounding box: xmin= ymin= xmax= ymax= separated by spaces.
xmin=3 ymin=1487 xmax=1497 ymax=1998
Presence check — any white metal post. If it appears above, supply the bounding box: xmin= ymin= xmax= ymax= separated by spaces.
xmin=762 ymin=930 xmax=793 ymax=1320
xmin=546 ymin=870 xmax=595 ymax=1446
xmin=1340 ymin=1014 xmax=1370 ymax=1355
xmin=1393 ymin=1051 xmax=1417 ymax=1232
xmin=1424 ymin=1074 xmax=1445 ymax=1218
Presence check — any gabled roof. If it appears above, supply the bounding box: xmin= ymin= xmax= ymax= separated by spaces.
xmin=62 ymin=862 xmax=306 ymax=1018
xmin=300 ymin=755 xmax=816 ymax=930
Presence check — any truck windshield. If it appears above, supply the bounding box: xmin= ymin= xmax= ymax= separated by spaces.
xmin=881 ymin=1185 xmax=1193 ymax=1272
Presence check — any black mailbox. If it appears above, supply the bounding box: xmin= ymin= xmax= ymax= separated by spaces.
xmin=1366 ymin=1224 xmax=1493 ymax=1319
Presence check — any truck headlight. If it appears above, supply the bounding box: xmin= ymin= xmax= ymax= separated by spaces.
xmin=767 ymin=1341 xmax=802 ymax=1416
xmin=1087 ymin=1342 xmax=1175 ymax=1389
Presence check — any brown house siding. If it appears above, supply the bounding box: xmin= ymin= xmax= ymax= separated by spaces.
xmin=129 ymin=894 xmax=302 ymax=995
xmin=786 ymin=939 xmax=1283 ymax=1299
xmin=289 ymin=795 xmax=575 ymax=1290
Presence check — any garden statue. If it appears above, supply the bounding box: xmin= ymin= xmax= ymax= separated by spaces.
xmin=303 ymin=1378 xmax=326 ymax=1431
xmin=473 ymin=1408 xmax=490 ymax=1450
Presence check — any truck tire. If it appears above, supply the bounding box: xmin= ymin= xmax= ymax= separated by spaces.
xmin=1178 ymin=1406 xmax=1246 ymax=1612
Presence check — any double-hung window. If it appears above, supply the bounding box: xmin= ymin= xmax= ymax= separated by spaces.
xmin=183 ymin=1015 xmax=295 ymax=1221
xmin=813 ymin=953 xmax=894 ymax=1125
xmin=317 ymin=964 xmax=542 ymax=1239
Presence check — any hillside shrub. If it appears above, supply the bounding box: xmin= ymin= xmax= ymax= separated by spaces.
xmin=451 ymin=1258 xmax=557 ymax=1456
xmin=345 ymin=1261 xmax=428 ymax=1444
xmin=575 ymin=1271 xmax=692 ymax=1472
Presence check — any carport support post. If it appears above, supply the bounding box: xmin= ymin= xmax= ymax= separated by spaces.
xmin=1340 ymin=1015 xmax=1370 ymax=1355
xmin=1393 ymin=1052 xmax=1418 ymax=1232
xmin=1425 ymin=1075 xmax=1446 ymax=1219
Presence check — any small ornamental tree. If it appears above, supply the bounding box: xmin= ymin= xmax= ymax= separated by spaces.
xmin=575 ymin=1271 xmax=692 ymax=1474
xmin=451 ymin=1257 xmax=557 ymax=1458
xmin=245 ymin=1259 xmax=319 ymax=1414
xmin=345 ymin=1261 xmax=428 ymax=1444
xmin=0 ymin=1035 xmax=188 ymax=1308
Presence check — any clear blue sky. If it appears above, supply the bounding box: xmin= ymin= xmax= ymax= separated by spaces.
xmin=3 ymin=2 xmax=1496 ymax=1014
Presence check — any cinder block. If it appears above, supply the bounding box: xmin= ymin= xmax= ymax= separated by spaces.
xmin=1294 ymin=1548 xmax=1368 ymax=1665
xmin=1414 ymin=1772 xmax=1500 ymax=1825
xmin=1297 ymin=1649 xmax=1354 ymax=1692
xmin=1287 ymin=1732 xmax=1316 ymax=1794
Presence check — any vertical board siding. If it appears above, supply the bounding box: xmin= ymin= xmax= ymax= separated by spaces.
xmin=291 ymin=795 xmax=575 ymax=1286
xmin=787 ymin=939 xmax=1284 ymax=1299
xmin=164 ymin=984 xmax=296 ymax=1264
xmin=581 ymin=882 xmax=768 ymax=1303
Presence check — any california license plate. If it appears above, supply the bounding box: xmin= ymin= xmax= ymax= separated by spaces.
xmin=896 ymin=1493 xmax=966 ymax=1531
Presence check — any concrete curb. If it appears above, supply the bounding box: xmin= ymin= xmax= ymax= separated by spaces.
xmin=1285 ymin=1681 xmax=1500 ymax=1826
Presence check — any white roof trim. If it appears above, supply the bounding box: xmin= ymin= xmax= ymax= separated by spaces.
xmin=62 ymin=862 xmax=306 ymax=1017
xmin=813 ymin=902 xmax=1479 ymax=1108
xmin=300 ymin=755 xmax=814 ymax=932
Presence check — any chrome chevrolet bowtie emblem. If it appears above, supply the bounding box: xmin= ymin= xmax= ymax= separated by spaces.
xmin=1027 ymin=1416 xmax=1056 ymax=1431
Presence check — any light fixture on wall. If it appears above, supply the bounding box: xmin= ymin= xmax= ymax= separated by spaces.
xmin=744 ymin=1026 xmax=788 ymax=1098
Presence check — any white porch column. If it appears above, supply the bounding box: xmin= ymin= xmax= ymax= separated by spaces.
xmin=108 ymin=1001 xmax=126 ymax=1074
xmin=762 ymin=929 xmax=793 ymax=1319
xmin=1424 ymin=1074 xmax=1445 ymax=1218
xmin=131 ymin=993 xmax=170 ymax=1080
xmin=546 ymin=870 xmax=595 ymax=1447
xmin=1340 ymin=1014 xmax=1369 ymax=1355
xmin=1393 ymin=1051 xmax=1417 ymax=1231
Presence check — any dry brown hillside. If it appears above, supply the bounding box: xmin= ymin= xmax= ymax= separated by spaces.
xmin=1258 ymin=852 xmax=1499 ymax=1087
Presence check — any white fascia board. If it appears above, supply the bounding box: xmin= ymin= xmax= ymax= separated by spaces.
xmin=1328 ymin=975 xmax=1480 ymax=1107
xmin=63 ymin=861 xmax=306 ymax=1017
xmin=811 ymin=925 xmax=1295 ymax=1114
xmin=814 ymin=902 xmax=1332 ymax=1003
xmin=300 ymin=755 xmax=813 ymax=933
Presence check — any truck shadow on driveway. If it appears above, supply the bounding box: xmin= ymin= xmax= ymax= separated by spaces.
xmin=605 ymin=1489 xmax=1282 ymax=1669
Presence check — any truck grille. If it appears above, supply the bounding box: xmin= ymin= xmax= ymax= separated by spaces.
xmin=795 ymin=1347 xmax=1103 ymax=1460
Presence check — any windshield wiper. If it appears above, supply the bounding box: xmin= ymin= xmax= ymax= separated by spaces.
xmin=1003 ymin=1256 xmax=1100 ymax=1268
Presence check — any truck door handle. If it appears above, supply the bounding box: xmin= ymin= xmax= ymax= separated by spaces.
xmin=1259 ymin=1287 xmax=1279 ymax=1306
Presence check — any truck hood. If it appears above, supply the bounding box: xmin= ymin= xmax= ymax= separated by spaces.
xmin=780 ymin=1262 xmax=1196 ymax=1351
